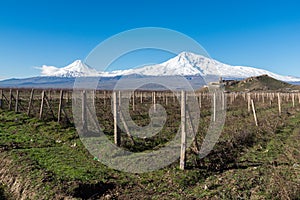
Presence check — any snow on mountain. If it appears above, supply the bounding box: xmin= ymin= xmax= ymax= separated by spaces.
xmin=111 ymin=52 xmax=300 ymax=82
xmin=39 ymin=52 xmax=300 ymax=82
xmin=40 ymin=60 xmax=99 ymax=77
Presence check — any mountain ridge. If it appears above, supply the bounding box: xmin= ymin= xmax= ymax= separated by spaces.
xmin=39 ymin=52 xmax=300 ymax=83
xmin=0 ymin=75 xmax=299 ymax=92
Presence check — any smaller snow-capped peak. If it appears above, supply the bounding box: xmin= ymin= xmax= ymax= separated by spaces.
xmin=40 ymin=60 xmax=99 ymax=77
xmin=63 ymin=60 xmax=98 ymax=76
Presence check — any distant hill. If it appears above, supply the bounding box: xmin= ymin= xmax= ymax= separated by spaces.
xmin=224 ymin=75 xmax=300 ymax=92
xmin=0 ymin=75 xmax=207 ymax=91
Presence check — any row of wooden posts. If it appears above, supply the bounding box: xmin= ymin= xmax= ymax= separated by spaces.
xmin=1 ymin=89 xmax=299 ymax=126
xmin=223 ymin=92 xmax=300 ymax=127
xmin=0 ymin=89 xmax=69 ymax=122
xmin=110 ymin=91 xmax=300 ymax=170
xmin=1 ymin=88 xmax=300 ymax=170
xmin=110 ymin=90 xmax=198 ymax=170
xmin=246 ymin=92 xmax=300 ymax=127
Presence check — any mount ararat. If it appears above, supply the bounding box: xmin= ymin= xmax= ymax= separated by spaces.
xmin=1 ymin=52 xmax=299 ymax=89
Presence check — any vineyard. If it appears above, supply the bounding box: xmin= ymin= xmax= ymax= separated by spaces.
xmin=0 ymin=87 xmax=299 ymax=199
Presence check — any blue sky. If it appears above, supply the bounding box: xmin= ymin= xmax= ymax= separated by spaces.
xmin=0 ymin=0 xmax=300 ymax=79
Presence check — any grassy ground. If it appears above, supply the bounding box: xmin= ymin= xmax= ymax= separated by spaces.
xmin=189 ymin=111 xmax=300 ymax=199
xmin=0 ymin=95 xmax=299 ymax=199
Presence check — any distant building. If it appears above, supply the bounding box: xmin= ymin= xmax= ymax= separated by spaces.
xmin=209 ymin=77 xmax=225 ymax=89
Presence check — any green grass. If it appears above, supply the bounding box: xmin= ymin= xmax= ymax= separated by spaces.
xmin=0 ymin=97 xmax=300 ymax=199
xmin=190 ymin=108 xmax=300 ymax=199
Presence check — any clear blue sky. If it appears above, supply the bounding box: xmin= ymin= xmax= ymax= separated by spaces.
xmin=1 ymin=0 xmax=300 ymax=79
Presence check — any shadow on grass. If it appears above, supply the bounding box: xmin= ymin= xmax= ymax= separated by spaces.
xmin=0 ymin=184 xmax=7 ymax=200
xmin=73 ymin=182 xmax=115 ymax=200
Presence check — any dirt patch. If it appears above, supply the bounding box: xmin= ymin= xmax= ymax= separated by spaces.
xmin=0 ymin=152 xmax=116 ymax=200
xmin=0 ymin=153 xmax=72 ymax=200
xmin=0 ymin=154 xmax=37 ymax=199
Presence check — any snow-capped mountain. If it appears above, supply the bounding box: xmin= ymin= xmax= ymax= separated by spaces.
xmin=40 ymin=60 xmax=99 ymax=77
xmin=39 ymin=52 xmax=300 ymax=82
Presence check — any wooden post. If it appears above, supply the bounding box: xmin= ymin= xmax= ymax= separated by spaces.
xmin=251 ymin=99 xmax=258 ymax=126
xmin=153 ymin=91 xmax=156 ymax=111
xmin=278 ymin=93 xmax=281 ymax=116
xmin=152 ymin=91 xmax=154 ymax=104
xmin=118 ymin=91 xmax=121 ymax=106
xmin=92 ymin=90 xmax=95 ymax=106
xmin=27 ymin=89 xmax=34 ymax=116
xmin=103 ymin=91 xmax=106 ymax=106
xmin=165 ymin=93 xmax=168 ymax=106
xmin=113 ymin=91 xmax=120 ymax=146
xmin=8 ymin=89 xmax=12 ymax=111
xmin=199 ymin=93 xmax=202 ymax=108
xmin=180 ymin=90 xmax=186 ymax=170
xmin=213 ymin=92 xmax=216 ymax=122
xmin=232 ymin=93 xmax=235 ymax=103
xmin=57 ymin=90 xmax=63 ymax=122
xmin=292 ymin=93 xmax=295 ymax=108
xmin=67 ymin=91 xmax=70 ymax=103
xmin=0 ymin=89 xmax=3 ymax=109
xmin=15 ymin=90 xmax=19 ymax=113
xmin=230 ymin=93 xmax=234 ymax=104
xmin=82 ymin=90 xmax=87 ymax=130
xmin=140 ymin=92 xmax=143 ymax=104
xmin=132 ymin=92 xmax=135 ymax=111
xmin=173 ymin=93 xmax=176 ymax=103
xmin=222 ymin=92 xmax=226 ymax=110
xmin=39 ymin=90 xmax=45 ymax=119
xmin=247 ymin=93 xmax=251 ymax=113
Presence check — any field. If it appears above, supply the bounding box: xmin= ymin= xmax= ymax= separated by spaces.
xmin=0 ymin=88 xmax=299 ymax=199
